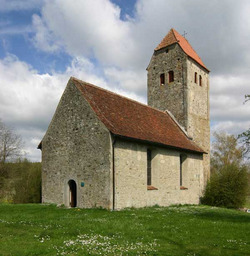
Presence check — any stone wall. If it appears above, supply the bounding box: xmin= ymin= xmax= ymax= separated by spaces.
xmin=187 ymin=58 xmax=210 ymax=186
xmin=114 ymin=139 xmax=203 ymax=210
xmin=41 ymin=79 xmax=112 ymax=209
xmin=147 ymin=44 xmax=210 ymax=189
xmin=147 ymin=44 xmax=188 ymax=129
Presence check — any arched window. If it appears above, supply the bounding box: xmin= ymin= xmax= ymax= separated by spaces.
xmin=160 ymin=73 xmax=165 ymax=85
xmin=194 ymin=72 xmax=197 ymax=84
xmin=199 ymin=75 xmax=202 ymax=86
xmin=168 ymin=71 xmax=174 ymax=83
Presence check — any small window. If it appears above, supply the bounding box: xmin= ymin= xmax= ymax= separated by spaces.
xmin=180 ymin=154 xmax=187 ymax=186
xmin=180 ymin=155 xmax=183 ymax=186
xmin=199 ymin=75 xmax=202 ymax=86
xmin=160 ymin=73 xmax=165 ymax=85
xmin=194 ymin=72 xmax=197 ymax=84
xmin=147 ymin=149 xmax=152 ymax=186
xmin=168 ymin=71 xmax=174 ymax=83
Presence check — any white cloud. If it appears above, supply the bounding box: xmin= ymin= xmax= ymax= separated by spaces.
xmin=210 ymin=75 xmax=250 ymax=122
xmin=211 ymin=121 xmax=250 ymax=137
xmin=32 ymin=14 xmax=62 ymax=52
xmin=0 ymin=0 xmax=43 ymax=12
xmin=32 ymin=0 xmax=136 ymax=68
xmin=104 ymin=67 xmax=146 ymax=96
xmin=0 ymin=25 xmax=33 ymax=35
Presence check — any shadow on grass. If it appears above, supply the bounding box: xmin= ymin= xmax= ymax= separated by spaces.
xmin=194 ymin=210 xmax=250 ymax=224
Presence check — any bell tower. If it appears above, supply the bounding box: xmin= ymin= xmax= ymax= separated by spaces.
xmin=147 ymin=28 xmax=210 ymax=187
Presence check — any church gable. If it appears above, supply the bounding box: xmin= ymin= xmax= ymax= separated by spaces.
xmin=41 ymin=78 xmax=112 ymax=209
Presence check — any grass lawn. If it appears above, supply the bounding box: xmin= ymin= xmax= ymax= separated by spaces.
xmin=0 ymin=204 xmax=249 ymax=256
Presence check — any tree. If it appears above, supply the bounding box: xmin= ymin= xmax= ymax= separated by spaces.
xmin=211 ymin=132 xmax=244 ymax=173
xmin=0 ymin=119 xmax=23 ymax=163
xmin=238 ymin=94 xmax=250 ymax=158
xmin=202 ymin=132 xmax=249 ymax=208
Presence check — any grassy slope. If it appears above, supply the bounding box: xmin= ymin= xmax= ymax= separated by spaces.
xmin=0 ymin=204 xmax=249 ymax=256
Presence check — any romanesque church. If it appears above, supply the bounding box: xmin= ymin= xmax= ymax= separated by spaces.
xmin=39 ymin=28 xmax=210 ymax=210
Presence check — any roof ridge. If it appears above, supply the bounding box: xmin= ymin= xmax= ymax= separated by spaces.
xmin=171 ymin=28 xmax=179 ymax=43
xmin=173 ymin=29 xmax=209 ymax=72
xmin=71 ymin=77 xmax=197 ymax=142
xmin=176 ymin=31 xmax=205 ymax=67
xmin=71 ymin=77 xmax=177 ymax=117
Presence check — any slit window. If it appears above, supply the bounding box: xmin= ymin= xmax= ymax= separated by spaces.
xmin=194 ymin=72 xmax=197 ymax=83
xmin=199 ymin=75 xmax=202 ymax=86
xmin=169 ymin=71 xmax=174 ymax=83
xmin=160 ymin=73 xmax=165 ymax=85
xmin=147 ymin=149 xmax=152 ymax=186
xmin=180 ymin=154 xmax=187 ymax=186
xmin=180 ymin=155 xmax=184 ymax=186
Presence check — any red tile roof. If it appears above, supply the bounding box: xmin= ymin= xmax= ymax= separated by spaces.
xmin=72 ymin=78 xmax=204 ymax=154
xmin=155 ymin=28 xmax=209 ymax=72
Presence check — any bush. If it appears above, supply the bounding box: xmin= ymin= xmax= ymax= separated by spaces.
xmin=0 ymin=160 xmax=41 ymax=204
xmin=201 ymin=164 xmax=248 ymax=208
xmin=12 ymin=160 xmax=41 ymax=203
xmin=0 ymin=163 xmax=13 ymax=202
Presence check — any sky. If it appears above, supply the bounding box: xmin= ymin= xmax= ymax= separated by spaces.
xmin=0 ymin=0 xmax=250 ymax=162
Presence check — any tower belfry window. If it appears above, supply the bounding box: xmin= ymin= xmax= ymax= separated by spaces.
xmin=160 ymin=73 xmax=165 ymax=85
xmin=168 ymin=71 xmax=174 ymax=83
xmin=194 ymin=72 xmax=197 ymax=83
xmin=199 ymin=75 xmax=202 ymax=86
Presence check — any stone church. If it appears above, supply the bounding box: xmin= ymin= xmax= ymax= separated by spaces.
xmin=38 ymin=28 xmax=210 ymax=210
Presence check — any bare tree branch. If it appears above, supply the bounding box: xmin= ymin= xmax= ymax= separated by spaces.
xmin=244 ymin=94 xmax=250 ymax=104
xmin=0 ymin=120 xmax=23 ymax=163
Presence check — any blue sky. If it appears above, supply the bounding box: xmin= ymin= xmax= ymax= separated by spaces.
xmin=0 ymin=8 xmax=72 ymax=73
xmin=0 ymin=0 xmax=250 ymax=161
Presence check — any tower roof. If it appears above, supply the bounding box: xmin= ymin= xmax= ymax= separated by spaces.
xmin=155 ymin=28 xmax=209 ymax=72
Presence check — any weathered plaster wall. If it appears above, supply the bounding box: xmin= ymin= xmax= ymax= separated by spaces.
xmin=114 ymin=139 xmax=203 ymax=210
xmin=42 ymin=79 xmax=112 ymax=209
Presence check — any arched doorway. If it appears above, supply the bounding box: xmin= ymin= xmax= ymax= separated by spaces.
xmin=68 ymin=180 xmax=77 ymax=207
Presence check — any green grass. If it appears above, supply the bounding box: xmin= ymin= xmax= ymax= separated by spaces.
xmin=0 ymin=204 xmax=249 ymax=256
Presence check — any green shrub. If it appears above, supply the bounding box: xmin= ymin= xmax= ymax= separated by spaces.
xmin=0 ymin=160 xmax=41 ymax=203
xmin=201 ymin=164 xmax=248 ymax=208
